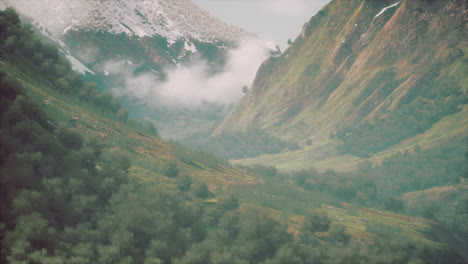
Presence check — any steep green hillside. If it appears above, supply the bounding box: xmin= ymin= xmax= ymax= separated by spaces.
xmin=214 ymin=0 xmax=467 ymax=166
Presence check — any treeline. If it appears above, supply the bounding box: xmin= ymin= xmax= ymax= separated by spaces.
xmin=192 ymin=128 xmax=299 ymax=160
xmin=0 ymin=8 xmax=128 ymax=121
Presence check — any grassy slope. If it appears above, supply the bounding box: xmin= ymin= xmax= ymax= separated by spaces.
xmin=155 ymin=117 xmax=219 ymax=142
xmin=217 ymin=0 xmax=467 ymax=172
xmin=0 ymin=56 xmax=448 ymax=251
xmin=231 ymin=105 xmax=467 ymax=172
xmin=234 ymin=176 xmax=443 ymax=250
xmin=0 ymin=60 xmax=256 ymax=192
xmin=402 ymin=180 xmax=468 ymax=207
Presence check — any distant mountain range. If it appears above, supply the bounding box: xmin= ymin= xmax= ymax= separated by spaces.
xmin=1 ymin=0 xmax=252 ymax=41
xmin=0 ymin=0 xmax=258 ymax=75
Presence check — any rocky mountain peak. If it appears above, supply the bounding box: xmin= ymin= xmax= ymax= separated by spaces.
xmin=1 ymin=0 xmax=253 ymax=42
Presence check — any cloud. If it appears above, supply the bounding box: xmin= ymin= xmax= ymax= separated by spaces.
xmin=266 ymin=0 xmax=309 ymax=16
xmin=107 ymin=38 xmax=273 ymax=108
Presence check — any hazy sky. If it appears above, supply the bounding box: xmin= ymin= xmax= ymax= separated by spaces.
xmin=193 ymin=0 xmax=331 ymax=50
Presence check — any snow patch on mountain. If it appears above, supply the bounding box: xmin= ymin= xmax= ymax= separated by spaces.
xmin=66 ymin=54 xmax=95 ymax=75
xmin=33 ymin=20 xmax=95 ymax=75
xmin=184 ymin=39 xmax=198 ymax=53
xmin=1 ymin=0 xmax=253 ymax=43
xmin=375 ymin=2 xmax=400 ymax=18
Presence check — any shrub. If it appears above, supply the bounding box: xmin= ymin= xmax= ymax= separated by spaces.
xmin=193 ymin=182 xmax=211 ymax=199
xmin=176 ymin=175 xmax=192 ymax=192
xmin=56 ymin=124 xmax=83 ymax=150
xmin=165 ymin=163 xmax=179 ymax=178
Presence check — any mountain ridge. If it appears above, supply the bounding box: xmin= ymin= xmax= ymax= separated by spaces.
xmin=213 ymin=0 xmax=467 ymax=165
xmin=1 ymin=0 xmax=253 ymax=43
xmin=1 ymin=0 xmax=265 ymax=78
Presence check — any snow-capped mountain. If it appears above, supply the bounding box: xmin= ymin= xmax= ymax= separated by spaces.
xmin=1 ymin=0 xmax=253 ymax=43
xmin=0 ymin=0 xmax=261 ymax=76
xmin=1 ymin=0 xmax=280 ymax=143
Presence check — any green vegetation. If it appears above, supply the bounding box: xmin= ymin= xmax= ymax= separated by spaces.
xmin=301 ymin=212 xmax=332 ymax=237
xmin=0 ymin=8 xmax=129 ymax=122
xmin=287 ymin=139 xmax=466 ymax=202
xmin=1 ymin=67 xmax=127 ymax=263
xmin=3 ymin=70 xmax=460 ymax=263
xmin=213 ymin=0 xmax=467 ymax=167
xmin=370 ymin=139 xmax=466 ymax=196
xmin=171 ymin=141 xmax=229 ymax=169
xmin=336 ymin=63 xmax=466 ymax=157
xmin=287 ymin=139 xmax=467 ymax=257
xmin=1 ymin=7 xmax=467 ymax=264
xmin=63 ymin=26 xmax=230 ymax=80
xmin=192 ymin=128 xmax=299 ymax=160
xmin=165 ymin=163 xmax=180 ymax=178
xmin=231 ymin=164 xmax=465 ymax=263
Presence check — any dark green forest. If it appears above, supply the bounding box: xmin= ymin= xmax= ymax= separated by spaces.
xmin=1 ymin=8 xmax=467 ymax=264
